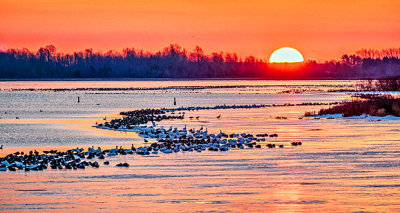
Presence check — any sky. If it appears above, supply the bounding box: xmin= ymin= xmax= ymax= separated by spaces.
xmin=0 ymin=0 xmax=399 ymax=61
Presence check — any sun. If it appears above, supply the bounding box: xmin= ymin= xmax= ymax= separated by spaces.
xmin=269 ymin=47 xmax=304 ymax=63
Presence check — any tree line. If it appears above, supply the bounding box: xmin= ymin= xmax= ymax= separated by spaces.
xmin=0 ymin=44 xmax=399 ymax=79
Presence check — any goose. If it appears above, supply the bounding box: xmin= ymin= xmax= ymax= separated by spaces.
xmin=266 ymin=144 xmax=276 ymax=148
xmin=162 ymin=149 xmax=173 ymax=154
xmin=116 ymin=163 xmax=129 ymax=167
xmin=291 ymin=142 xmax=302 ymax=146
xmin=107 ymin=150 xmax=117 ymax=156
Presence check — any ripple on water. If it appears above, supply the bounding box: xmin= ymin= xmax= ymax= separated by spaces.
xmin=30 ymin=191 xmax=65 ymax=196
xmin=264 ymin=200 xmax=327 ymax=205
xmin=209 ymin=192 xmax=258 ymax=195
xmin=351 ymin=211 xmax=373 ymax=213
xmin=196 ymin=183 xmax=238 ymax=188
xmin=120 ymin=193 xmax=161 ymax=197
xmin=358 ymin=184 xmax=400 ymax=188
xmin=79 ymin=173 xmax=222 ymax=179
xmin=299 ymin=182 xmax=320 ymax=185
xmin=0 ymin=202 xmax=75 ymax=211
xmin=358 ymin=161 xmax=400 ymax=168
xmin=156 ymin=199 xmax=231 ymax=204
xmin=13 ymin=180 xmax=106 ymax=184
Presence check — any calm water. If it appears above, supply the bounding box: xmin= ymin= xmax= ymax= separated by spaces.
xmin=0 ymin=80 xmax=399 ymax=212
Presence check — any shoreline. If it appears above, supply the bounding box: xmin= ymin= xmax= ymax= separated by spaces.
xmin=0 ymin=78 xmax=362 ymax=81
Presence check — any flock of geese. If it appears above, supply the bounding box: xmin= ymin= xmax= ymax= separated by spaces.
xmin=1 ymin=104 xmax=306 ymax=172
xmin=0 ymin=124 xmax=302 ymax=172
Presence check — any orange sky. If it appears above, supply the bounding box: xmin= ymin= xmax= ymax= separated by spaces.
xmin=0 ymin=0 xmax=399 ymax=61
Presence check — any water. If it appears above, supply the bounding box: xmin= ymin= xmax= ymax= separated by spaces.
xmin=0 ymin=80 xmax=399 ymax=212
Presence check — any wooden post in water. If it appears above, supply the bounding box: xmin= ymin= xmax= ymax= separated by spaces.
xmin=78 ymin=96 xmax=80 ymax=103
xmin=174 ymin=97 xmax=176 ymax=105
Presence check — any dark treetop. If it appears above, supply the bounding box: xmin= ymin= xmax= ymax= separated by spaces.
xmin=1 ymin=45 xmax=399 ymax=80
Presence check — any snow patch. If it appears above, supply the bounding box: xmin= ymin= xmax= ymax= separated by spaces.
xmin=311 ymin=114 xmax=400 ymax=120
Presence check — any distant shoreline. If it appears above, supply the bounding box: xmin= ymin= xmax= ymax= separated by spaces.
xmin=0 ymin=77 xmax=362 ymax=82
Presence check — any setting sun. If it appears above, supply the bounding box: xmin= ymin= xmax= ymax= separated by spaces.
xmin=269 ymin=47 xmax=304 ymax=63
